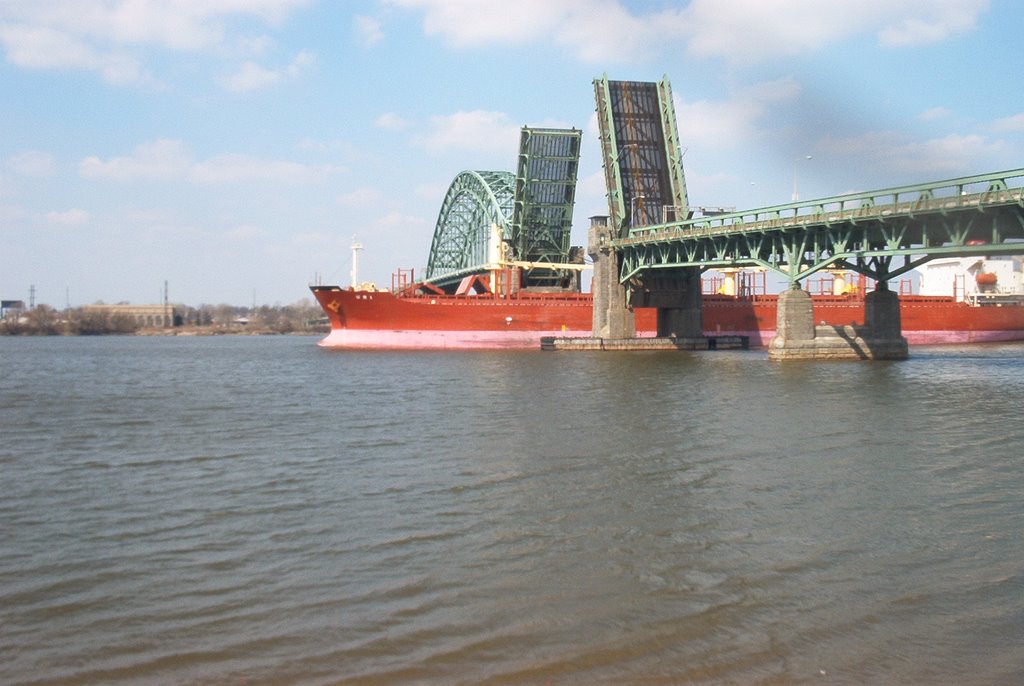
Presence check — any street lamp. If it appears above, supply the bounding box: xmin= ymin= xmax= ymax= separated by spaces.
xmin=630 ymin=193 xmax=645 ymax=227
xmin=792 ymin=155 xmax=812 ymax=202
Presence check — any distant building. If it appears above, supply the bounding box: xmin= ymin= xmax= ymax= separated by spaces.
xmin=83 ymin=304 xmax=181 ymax=328
xmin=1 ymin=300 xmax=26 ymax=319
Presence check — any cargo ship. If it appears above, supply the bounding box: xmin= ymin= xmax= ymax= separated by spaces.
xmin=310 ymin=248 xmax=1024 ymax=350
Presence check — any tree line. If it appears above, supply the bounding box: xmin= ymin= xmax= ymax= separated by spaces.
xmin=0 ymin=300 xmax=328 ymax=336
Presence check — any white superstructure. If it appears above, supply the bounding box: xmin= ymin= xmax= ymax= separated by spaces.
xmin=918 ymin=255 xmax=1024 ymax=303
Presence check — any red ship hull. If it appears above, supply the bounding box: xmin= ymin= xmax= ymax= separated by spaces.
xmin=310 ymin=286 xmax=1024 ymax=350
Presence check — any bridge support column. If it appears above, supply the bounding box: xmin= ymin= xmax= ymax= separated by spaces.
xmin=588 ymin=216 xmax=635 ymax=338
xmin=769 ymin=285 xmax=908 ymax=360
xmin=863 ymin=286 xmax=909 ymax=358
xmin=773 ymin=287 xmax=815 ymax=344
xmin=865 ymin=286 xmax=903 ymax=339
xmin=636 ymin=267 xmax=705 ymax=346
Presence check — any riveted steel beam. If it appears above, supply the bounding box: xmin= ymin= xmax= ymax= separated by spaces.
xmin=512 ymin=126 xmax=583 ymax=288
xmin=615 ymin=168 xmax=1024 ymax=286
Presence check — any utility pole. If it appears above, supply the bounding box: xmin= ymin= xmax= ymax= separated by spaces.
xmin=164 ymin=280 xmax=170 ymax=328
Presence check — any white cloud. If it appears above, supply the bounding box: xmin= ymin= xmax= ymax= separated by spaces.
xmin=8 ymin=151 xmax=56 ymax=177
xmin=220 ymin=50 xmax=314 ymax=92
xmin=221 ymin=61 xmax=278 ymax=91
xmin=338 ymin=187 xmax=385 ymax=208
xmin=0 ymin=23 xmax=153 ymax=85
xmin=0 ymin=0 xmax=310 ymax=51
xmin=0 ymin=0 xmax=311 ymax=85
xmin=189 ymin=153 xmax=332 ymax=184
xmin=892 ymin=133 xmax=1008 ymax=174
xmin=44 ymin=208 xmax=90 ymax=225
xmin=555 ymin=2 xmax=678 ymax=63
xmin=686 ymin=0 xmax=987 ymax=62
xmin=388 ymin=0 xmax=669 ymax=63
xmin=991 ymin=113 xmax=1024 ymax=132
xmin=295 ymin=137 xmax=358 ymax=158
xmin=575 ymin=169 xmax=610 ymax=215
xmin=0 ymin=24 xmax=96 ymax=69
xmin=415 ymin=110 xmax=520 ymax=154
xmin=80 ymin=139 xmax=191 ymax=180
xmin=676 ymin=77 xmax=802 ymax=148
xmin=389 ymin=0 xmax=988 ymax=64
xmin=354 ymin=15 xmax=384 ymax=48
xmin=78 ymin=138 xmax=341 ymax=184
xmin=375 ymin=112 xmax=410 ymax=130
xmin=819 ymin=131 xmax=1007 ymax=175
xmin=919 ymin=107 xmax=952 ymax=121
xmin=390 ymin=0 xmax=564 ymax=47
xmin=877 ymin=3 xmax=982 ymax=47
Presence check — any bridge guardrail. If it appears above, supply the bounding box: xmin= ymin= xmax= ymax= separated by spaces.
xmin=621 ymin=168 xmax=1024 ymax=244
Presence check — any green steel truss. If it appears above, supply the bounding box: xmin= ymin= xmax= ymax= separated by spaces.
xmin=615 ymin=169 xmax=1024 ymax=286
xmin=425 ymin=128 xmax=584 ymax=291
xmin=511 ymin=127 xmax=582 ymax=287
xmin=594 ymin=74 xmax=689 ymax=237
xmin=426 ymin=170 xmax=514 ymax=286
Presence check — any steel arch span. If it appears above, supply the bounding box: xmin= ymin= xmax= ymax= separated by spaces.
xmin=426 ymin=170 xmax=515 ymax=284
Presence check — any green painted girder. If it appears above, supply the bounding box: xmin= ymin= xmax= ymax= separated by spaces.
xmin=594 ymin=75 xmax=627 ymax=233
xmin=616 ymin=168 xmax=1024 ymax=286
xmin=425 ymin=128 xmax=584 ymax=291
xmin=656 ymin=76 xmax=690 ymax=220
xmin=426 ymin=170 xmax=515 ymax=288
xmin=511 ymin=127 xmax=582 ymax=286
xmin=593 ymin=75 xmax=690 ymax=237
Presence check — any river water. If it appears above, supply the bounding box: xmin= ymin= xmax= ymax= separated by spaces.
xmin=2 ymin=335 xmax=1022 ymax=685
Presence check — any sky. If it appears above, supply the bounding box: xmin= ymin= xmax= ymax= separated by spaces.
xmin=2 ymin=0 xmax=1023 ymax=307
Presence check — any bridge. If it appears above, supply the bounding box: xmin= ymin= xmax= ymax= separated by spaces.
xmin=588 ymin=75 xmax=1024 ymax=359
xmin=424 ymin=127 xmax=586 ymax=292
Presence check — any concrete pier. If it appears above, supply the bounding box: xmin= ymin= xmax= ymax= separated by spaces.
xmin=768 ymin=287 xmax=909 ymax=360
xmin=588 ymin=216 xmax=635 ymax=339
xmin=541 ymin=336 xmax=749 ymax=351
xmin=637 ymin=267 xmax=706 ymax=349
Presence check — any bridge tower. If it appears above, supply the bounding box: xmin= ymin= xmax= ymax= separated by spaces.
xmin=592 ymin=74 xmax=704 ymax=344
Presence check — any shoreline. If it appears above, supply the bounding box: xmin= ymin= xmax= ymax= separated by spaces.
xmin=0 ymin=327 xmax=327 ymax=338
xmin=138 ymin=326 xmax=325 ymax=337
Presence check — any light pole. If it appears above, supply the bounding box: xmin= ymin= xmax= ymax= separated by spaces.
xmin=792 ymin=155 xmax=812 ymax=202
xmin=630 ymin=193 xmax=645 ymax=227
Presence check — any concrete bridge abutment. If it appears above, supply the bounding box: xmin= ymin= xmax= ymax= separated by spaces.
xmin=768 ymin=285 xmax=908 ymax=360
xmin=576 ymin=216 xmax=711 ymax=349
xmin=588 ymin=216 xmax=635 ymax=338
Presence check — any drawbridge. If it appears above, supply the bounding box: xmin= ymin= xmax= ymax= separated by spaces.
xmin=425 ymin=127 xmax=584 ymax=292
xmin=593 ymin=74 xmax=689 ymax=233
xmin=587 ymin=73 xmax=1024 ymax=359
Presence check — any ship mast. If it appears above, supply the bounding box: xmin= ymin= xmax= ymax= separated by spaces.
xmin=350 ymin=238 xmax=363 ymax=289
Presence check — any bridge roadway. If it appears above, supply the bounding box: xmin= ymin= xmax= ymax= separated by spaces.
xmin=593 ymin=168 xmax=1024 ymax=359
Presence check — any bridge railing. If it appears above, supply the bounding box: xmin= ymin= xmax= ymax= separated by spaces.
xmin=622 ymin=168 xmax=1024 ymax=243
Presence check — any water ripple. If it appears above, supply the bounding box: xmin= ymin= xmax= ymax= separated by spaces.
xmin=2 ymin=338 xmax=1023 ymax=684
